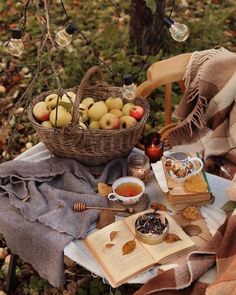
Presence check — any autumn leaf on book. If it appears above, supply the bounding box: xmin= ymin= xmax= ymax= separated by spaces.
xmin=122 ymin=240 xmax=136 ymax=255
xmin=105 ymin=243 xmax=115 ymax=249
xmin=164 ymin=234 xmax=181 ymax=243
xmin=110 ymin=231 xmax=119 ymax=241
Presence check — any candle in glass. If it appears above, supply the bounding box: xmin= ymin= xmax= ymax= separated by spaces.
xmin=144 ymin=132 xmax=163 ymax=163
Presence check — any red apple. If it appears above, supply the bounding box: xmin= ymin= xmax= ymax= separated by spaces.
xmin=33 ymin=101 xmax=50 ymax=122
xmin=99 ymin=113 xmax=120 ymax=129
xmin=130 ymin=106 xmax=144 ymax=120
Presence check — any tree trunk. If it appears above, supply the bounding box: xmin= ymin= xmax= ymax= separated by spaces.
xmin=129 ymin=0 xmax=166 ymax=55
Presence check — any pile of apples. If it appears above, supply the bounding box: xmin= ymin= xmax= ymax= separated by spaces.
xmin=32 ymin=91 xmax=145 ymax=130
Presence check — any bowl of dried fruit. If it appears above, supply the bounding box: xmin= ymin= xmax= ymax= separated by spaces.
xmin=135 ymin=212 xmax=169 ymax=245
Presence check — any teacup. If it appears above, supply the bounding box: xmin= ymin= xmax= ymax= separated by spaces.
xmin=164 ymin=151 xmax=203 ymax=182
xmin=108 ymin=176 xmax=145 ymax=205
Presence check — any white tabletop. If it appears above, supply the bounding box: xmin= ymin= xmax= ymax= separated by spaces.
xmin=16 ymin=143 xmax=232 ymax=285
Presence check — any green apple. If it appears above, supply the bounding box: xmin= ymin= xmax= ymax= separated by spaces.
xmin=120 ymin=115 xmax=137 ymax=128
xmin=105 ymin=97 xmax=123 ymax=110
xmin=81 ymin=97 xmax=95 ymax=108
xmin=122 ymin=102 xmax=135 ymax=116
xmin=89 ymin=120 xmax=100 ymax=129
xmin=109 ymin=109 xmax=123 ymax=118
xmin=99 ymin=113 xmax=120 ymax=129
xmin=49 ymin=106 xmax=72 ymax=127
xmin=88 ymin=101 xmax=108 ymax=121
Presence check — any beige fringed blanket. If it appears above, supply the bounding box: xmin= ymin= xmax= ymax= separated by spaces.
xmin=134 ymin=209 xmax=236 ymax=295
xmin=166 ymin=47 xmax=236 ymax=166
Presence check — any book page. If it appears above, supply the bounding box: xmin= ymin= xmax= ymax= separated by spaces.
xmin=125 ymin=209 xmax=197 ymax=264
xmin=85 ymin=219 xmax=155 ymax=288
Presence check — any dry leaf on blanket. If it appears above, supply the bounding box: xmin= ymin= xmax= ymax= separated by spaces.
xmin=164 ymin=233 xmax=181 ymax=243
xmin=182 ymin=206 xmax=203 ymax=221
xmin=110 ymin=231 xmax=119 ymax=241
xmin=97 ymin=182 xmax=113 ymax=197
xmin=105 ymin=243 xmax=115 ymax=249
xmin=122 ymin=240 xmax=136 ymax=255
xmin=184 ymin=175 xmax=208 ymax=193
xmin=151 ymin=202 xmax=168 ymax=211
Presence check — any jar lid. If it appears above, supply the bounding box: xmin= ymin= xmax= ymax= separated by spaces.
xmin=129 ymin=154 xmax=149 ymax=167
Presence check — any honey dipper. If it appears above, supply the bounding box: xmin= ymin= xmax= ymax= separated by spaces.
xmin=73 ymin=202 xmax=134 ymax=214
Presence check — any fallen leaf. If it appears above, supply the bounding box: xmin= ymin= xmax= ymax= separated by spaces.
xmin=164 ymin=233 xmax=181 ymax=243
xmin=122 ymin=240 xmax=136 ymax=255
xmin=97 ymin=182 xmax=113 ymax=197
xmin=110 ymin=231 xmax=119 ymax=241
xmin=182 ymin=206 xmax=203 ymax=221
xmin=105 ymin=243 xmax=115 ymax=249
xmin=96 ymin=210 xmax=115 ymax=229
xmin=151 ymin=202 xmax=167 ymax=211
xmin=221 ymin=201 xmax=236 ymax=213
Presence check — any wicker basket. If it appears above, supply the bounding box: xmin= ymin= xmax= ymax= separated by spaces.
xmin=28 ymin=66 xmax=150 ymax=166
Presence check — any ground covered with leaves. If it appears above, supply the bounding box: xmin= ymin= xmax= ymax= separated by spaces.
xmin=0 ymin=0 xmax=235 ymax=294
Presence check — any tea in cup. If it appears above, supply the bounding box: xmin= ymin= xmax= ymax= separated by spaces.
xmin=108 ymin=176 xmax=145 ymax=204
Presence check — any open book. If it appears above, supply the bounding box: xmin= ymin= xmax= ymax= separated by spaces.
xmin=85 ymin=209 xmax=197 ymax=288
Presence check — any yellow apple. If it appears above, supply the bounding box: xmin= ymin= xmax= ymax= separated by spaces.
xmin=109 ymin=109 xmax=123 ymax=118
xmin=99 ymin=113 xmax=120 ymax=129
xmin=81 ymin=97 xmax=95 ymax=108
xmin=33 ymin=101 xmax=51 ymax=122
xmin=89 ymin=121 xmax=100 ymax=129
xmin=61 ymin=91 xmax=76 ymax=103
xmin=49 ymin=106 xmax=72 ymax=127
xmin=78 ymin=121 xmax=87 ymax=129
xmin=41 ymin=120 xmax=53 ymax=128
xmin=122 ymin=103 xmax=135 ymax=116
xmin=78 ymin=103 xmax=89 ymax=122
xmin=120 ymin=115 xmax=137 ymax=128
xmin=88 ymin=101 xmax=108 ymax=121
xmin=105 ymin=97 xmax=123 ymax=110
xmin=45 ymin=94 xmax=61 ymax=109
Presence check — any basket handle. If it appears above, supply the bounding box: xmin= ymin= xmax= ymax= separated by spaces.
xmin=72 ymin=66 xmax=106 ymax=124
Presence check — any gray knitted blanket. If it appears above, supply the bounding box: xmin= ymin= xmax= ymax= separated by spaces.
xmin=0 ymin=157 xmax=127 ymax=287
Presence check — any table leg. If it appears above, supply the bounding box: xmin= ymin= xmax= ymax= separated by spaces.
xmin=6 ymin=254 xmax=18 ymax=294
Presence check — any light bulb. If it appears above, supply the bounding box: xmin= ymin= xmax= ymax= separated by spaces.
xmin=122 ymin=74 xmax=137 ymax=100
xmin=55 ymin=22 xmax=77 ymax=47
xmin=164 ymin=16 xmax=189 ymax=42
xmin=7 ymin=28 xmax=24 ymax=57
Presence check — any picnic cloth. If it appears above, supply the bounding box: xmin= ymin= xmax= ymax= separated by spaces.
xmin=166 ymin=47 xmax=236 ymax=169
xmin=0 ymin=156 xmax=127 ymax=287
xmin=134 ymin=208 xmax=236 ymax=295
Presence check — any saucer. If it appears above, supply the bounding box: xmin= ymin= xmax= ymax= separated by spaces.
xmin=108 ymin=193 xmax=150 ymax=217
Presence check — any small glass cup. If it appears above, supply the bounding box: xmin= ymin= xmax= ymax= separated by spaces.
xmin=128 ymin=154 xmax=152 ymax=184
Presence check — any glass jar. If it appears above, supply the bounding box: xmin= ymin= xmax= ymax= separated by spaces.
xmin=128 ymin=154 xmax=152 ymax=184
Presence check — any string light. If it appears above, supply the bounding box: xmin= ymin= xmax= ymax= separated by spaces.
xmin=164 ymin=16 xmax=189 ymax=42
xmin=7 ymin=28 xmax=24 ymax=57
xmin=122 ymin=74 xmax=137 ymax=100
xmin=55 ymin=22 xmax=77 ymax=47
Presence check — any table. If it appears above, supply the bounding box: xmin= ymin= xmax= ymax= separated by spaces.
xmin=6 ymin=143 xmax=233 ymax=290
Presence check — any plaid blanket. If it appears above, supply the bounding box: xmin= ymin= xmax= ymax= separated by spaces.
xmin=166 ymin=48 xmax=236 ymax=166
xmin=134 ymin=209 xmax=236 ymax=295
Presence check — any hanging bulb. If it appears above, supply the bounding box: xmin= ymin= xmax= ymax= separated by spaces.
xmin=7 ymin=28 xmax=24 ymax=57
xmin=164 ymin=16 xmax=189 ymax=42
xmin=55 ymin=22 xmax=77 ymax=47
xmin=122 ymin=74 xmax=137 ymax=100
